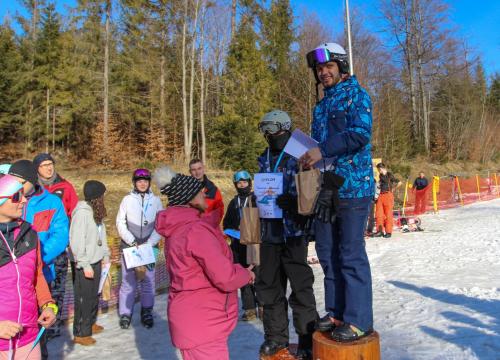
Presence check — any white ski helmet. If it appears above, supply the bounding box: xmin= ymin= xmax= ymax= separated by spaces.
xmin=258 ymin=110 xmax=292 ymax=135
xmin=306 ymin=42 xmax=349 ymax=74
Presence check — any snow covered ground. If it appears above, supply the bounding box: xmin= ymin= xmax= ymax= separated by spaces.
xmin=48 ymin=199 xmax=500 ymax=359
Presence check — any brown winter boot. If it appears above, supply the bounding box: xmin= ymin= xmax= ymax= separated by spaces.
xmin=73 ymin=336 xmax=96 ymax=346
xmin=241 ymin=309 xmax=257 ymax=321
xmin=92 ymin=324 xmax=104 ymax=334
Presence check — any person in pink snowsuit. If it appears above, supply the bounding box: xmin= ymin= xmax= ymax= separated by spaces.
xmin=154 ymin=166 xmax=254 ymax=360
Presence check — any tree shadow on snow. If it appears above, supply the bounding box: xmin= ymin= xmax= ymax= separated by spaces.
xmin=389 ymin=280 xmax=500 ymax=358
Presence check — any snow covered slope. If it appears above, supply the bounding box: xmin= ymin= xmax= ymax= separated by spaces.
xmin=48 ymin=198 xmax=500 ymax=359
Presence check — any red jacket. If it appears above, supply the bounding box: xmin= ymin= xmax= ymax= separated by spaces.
xmin=43 ymin=174 xmax=78 ymax=219
xmin=155 ymin=206 xmax=250 ymax=350
xmin=202 ymin=175 xmax=224 ymax=224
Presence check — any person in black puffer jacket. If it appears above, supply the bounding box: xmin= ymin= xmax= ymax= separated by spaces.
xmin=223 ymin=170 xmax=260 ymax=322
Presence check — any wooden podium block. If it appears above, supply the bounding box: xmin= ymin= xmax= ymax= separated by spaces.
xmin=313 ymin=330 xmax=380 ymax=360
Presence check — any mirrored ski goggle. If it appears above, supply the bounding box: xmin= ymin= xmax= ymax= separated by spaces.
xmin=0 ymin=189 xmax=25 ymax=203
xmin=133 ymin=168 xmax=151 ymax=179
xmin=233 ymin=170 xmax=251 ymax=183
xmin=306 ymin=48 xmax=344 ymax=68
xmin=258 ymin=121 xmax=283 ymax=135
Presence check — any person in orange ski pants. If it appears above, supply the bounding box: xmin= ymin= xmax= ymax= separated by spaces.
xmin=374 ymin=163 xmax=401 ymax=238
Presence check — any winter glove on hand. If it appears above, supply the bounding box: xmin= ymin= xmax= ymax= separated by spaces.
xmin=314 ymin=172 xmax=345 ymax=223
xmin=293 ymin=213 xmax=314 ymax=232
xmin=276 ymin=193 xmax=298 ymax=213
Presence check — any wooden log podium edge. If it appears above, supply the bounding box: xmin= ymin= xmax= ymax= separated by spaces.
xmin=312 ymin=330 xmax=381 ymax=360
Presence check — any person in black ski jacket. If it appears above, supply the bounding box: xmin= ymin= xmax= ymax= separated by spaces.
xmin=223 ymin=170 xmax=260 ymax=322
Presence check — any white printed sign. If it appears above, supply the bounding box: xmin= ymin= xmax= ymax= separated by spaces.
xmin=254 ymin=173 xmax=283 ymax=219
xmin=98 ymin=263 xmax=111 ymax=294
xmin=123 ymin=243 xmax=156 ymax=269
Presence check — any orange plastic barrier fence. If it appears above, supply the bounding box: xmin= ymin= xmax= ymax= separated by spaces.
xmin=403 ymin=173 xmax=500 ymax=216
xmin=60 ymin=239 xmax=169 ymax=321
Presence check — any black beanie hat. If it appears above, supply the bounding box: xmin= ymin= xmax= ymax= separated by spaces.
xmin=33 ymin=153 xmax=55 ymax=170
xmin=84 ymin=180 xmax=106 ymax=201
xmin=153 ymin=166 xmax=203 ymax=206
xmin=8 ymin=160 xmax=38 ymax=185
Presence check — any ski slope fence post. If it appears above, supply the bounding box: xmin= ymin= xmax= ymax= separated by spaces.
xmin=402 ymin=179 xmax=409 ymax=216
xmin=432 ymin=176 xmax=439 ymax=213
xmin=495 ymin=173 xmax=499 ymax=198
xmin=476 ymin=174 xmax=481 ymax=201
xmin=455 ymin=176 xmax=464 ymax=206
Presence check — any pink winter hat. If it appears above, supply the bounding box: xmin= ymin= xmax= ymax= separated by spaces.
xmin=0 ymin=174 xmax=23 ymax=206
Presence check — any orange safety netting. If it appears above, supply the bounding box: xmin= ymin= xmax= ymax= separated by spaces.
xmin=403 ymin=173 xmax=500 ymax=215
xmin=60 ymin=239 xmax=169 ymax=321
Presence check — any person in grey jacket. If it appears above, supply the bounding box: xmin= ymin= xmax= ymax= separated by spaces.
xmin=69 ymin=180 xmax=110 ymax=346
xmin=116 ymin=169 xmax=163 ymax=329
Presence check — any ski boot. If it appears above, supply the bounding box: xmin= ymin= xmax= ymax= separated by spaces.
xmin=141 ymin=307 xmax=154 ymax=329
xmin=119 ymin=315 xmax=131 ymax=329
xmin=371 ymin=226 xmax=384 ymax=237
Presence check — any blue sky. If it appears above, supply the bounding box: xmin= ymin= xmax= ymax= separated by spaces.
xmin=1 ymin=0 xmax=498 ymax=76
xmin=291 ymin=0 xmax=499 ymax=77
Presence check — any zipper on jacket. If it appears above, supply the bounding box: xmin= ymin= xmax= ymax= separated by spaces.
xmin=224 ymin=294 xmax=229 ymax=318
xmin=140 ymin=194 xmax=144 ymax=242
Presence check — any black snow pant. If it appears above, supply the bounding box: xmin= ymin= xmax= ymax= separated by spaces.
xmin=255 ymin=236 xmax=318 ymax=344
xmin=230 ymin=239 xmax=259 ymax=310
xmin=72 ymin=261 xmax=101 ymax=337
xmin=41 ymin=251 xmax=69 ymax=359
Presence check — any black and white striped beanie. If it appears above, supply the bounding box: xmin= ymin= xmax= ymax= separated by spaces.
xmin=153 ymin=166 xmax=203 ymax=206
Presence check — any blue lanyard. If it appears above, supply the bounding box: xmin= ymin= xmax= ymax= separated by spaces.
xmin=267 ymin=149 xmax=285 ymax=173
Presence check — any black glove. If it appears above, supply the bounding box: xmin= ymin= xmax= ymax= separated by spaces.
xmin=314 ymin=172 xmax=345 ymax=223
xmin=293 ymin=213 xmax=314 ymax=232
xmin=276 ymin=193 xmax=298 ymax=213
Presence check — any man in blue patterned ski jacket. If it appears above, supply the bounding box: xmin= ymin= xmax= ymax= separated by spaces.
xmin=301 ymin=42 xmax=375 ymax=342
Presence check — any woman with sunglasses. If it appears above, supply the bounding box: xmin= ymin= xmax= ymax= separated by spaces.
xmin=69 ymin=180 xmax=110 ymax=346
xmin=0 ymin=174 xmax=57 ymax=359
xmin=116 ymin=169 xmax=163 ymax=330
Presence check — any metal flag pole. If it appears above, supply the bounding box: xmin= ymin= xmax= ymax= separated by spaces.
xmin=345 ymin=0 xmax=354 ymax=75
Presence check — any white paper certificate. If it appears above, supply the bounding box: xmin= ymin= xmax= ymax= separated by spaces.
xmin=98 ymin=263 xmax=111 ymax=294
xmin=283 ymin=128 xmax=334 ymax=171
xmin=254 ymin=173 xmax=283 ymax=219
xmin=123 ymin=243 xmax=156 ymax=269
xmin=283 ymin=129 xmax=319 ymax=159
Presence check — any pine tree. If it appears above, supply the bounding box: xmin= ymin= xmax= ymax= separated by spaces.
xmin=259 ymin=0 xmax=294 ymax=108
xmin=35 ymin=2 xmax=62 ymax=151
xmin=209 ymin=13 xmax=274 ymax=172
xmin=0 ymin=23 xmax=23 ymax=143
xmin=487 ymin=73 xmax=500 ymax=112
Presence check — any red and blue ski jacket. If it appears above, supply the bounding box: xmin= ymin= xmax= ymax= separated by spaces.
xmin=24 ymin=188 xmax=69 ymax=282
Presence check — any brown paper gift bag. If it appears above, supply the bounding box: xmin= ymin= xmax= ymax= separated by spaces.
xmin=240 ymin=197 xmax=261 ymax=245
xmin=295 ymin=165 xmax=321 ymax=215
xmin=101 ymin=274 xmax=112 ymax=301
xmin=246 ymin=244 xmax=260 ymax=266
